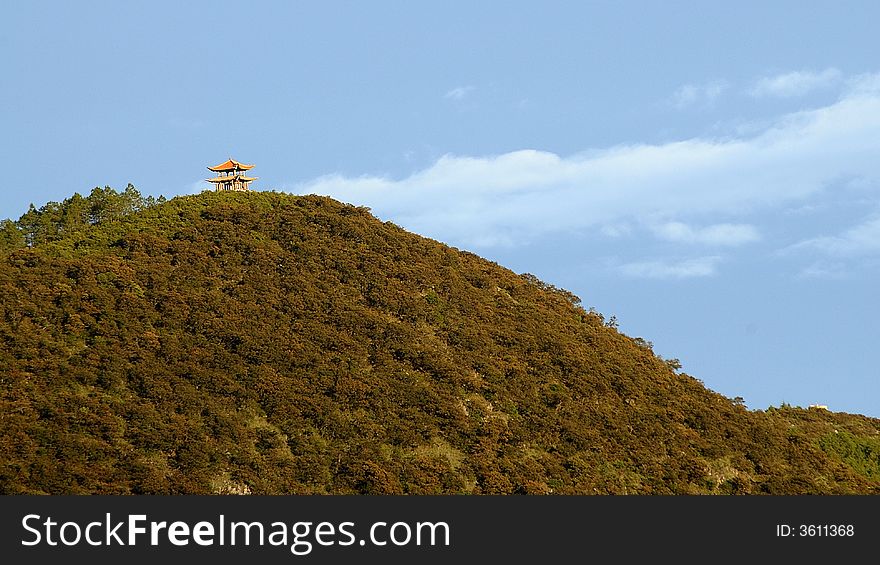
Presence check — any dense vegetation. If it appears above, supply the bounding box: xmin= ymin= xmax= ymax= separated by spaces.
xmin=1 ymin=187 xmax=879 ymax=494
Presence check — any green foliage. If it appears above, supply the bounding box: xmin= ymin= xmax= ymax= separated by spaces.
xmin=0 ymin=189 xmax=878 ymax=495
xmin=0 ymin=219 xmax=25 ymax=254
xmin=819 ymin=431 xmax=880 ymax=480
xmin=12 ymin=184 xmax=160 ymax=250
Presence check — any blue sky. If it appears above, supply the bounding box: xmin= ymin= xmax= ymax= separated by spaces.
xmin=3 ymin=1 xmax=879 ymax=415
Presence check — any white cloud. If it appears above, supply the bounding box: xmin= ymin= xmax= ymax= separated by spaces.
xmin=444 ymin=86 xmax=475 ymax=101
xmin=847 ymin=72 xmax=880 ymax=96
xmin=618 ymin=256 xmax=721 ymax=279
xmin=600 ymin=223 xmax=633 ymax=238
xmin=796 ymin=261 xmax=850 ymax=280
xmin=296 ymin=73 xmax=880 ymax=249
xmin=790 ymin=213 xmax=880 ymax=257
xmin=749 ymin=68 xmax=842 ymax=98
xmin=783 ymin=203 xmax=822 ymax=216
xmin=651 ymin=222 xmax=760 ymax=246
xmin=671 ymin=80 xmax=728 ymax=109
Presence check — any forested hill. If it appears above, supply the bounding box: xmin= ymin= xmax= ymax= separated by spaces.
xmin=1 ymin=187 xmax=879 ymax=494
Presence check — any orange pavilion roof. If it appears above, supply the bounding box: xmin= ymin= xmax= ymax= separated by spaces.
xmin=206 ymin=175 xmax=258 ymax=183
xmin=208 ymin=158 xmax=255 ymax=172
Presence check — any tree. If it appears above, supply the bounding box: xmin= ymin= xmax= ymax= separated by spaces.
xmin=12 ymin=185 xmax=158 ymax=247
xmin=0 ymin=219 xmax=24 ymax=253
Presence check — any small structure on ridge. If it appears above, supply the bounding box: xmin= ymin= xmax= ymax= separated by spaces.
xmin=206 ymin=158 xmax=257 ymax=191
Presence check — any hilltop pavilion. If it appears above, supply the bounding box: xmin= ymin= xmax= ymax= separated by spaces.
xmin=206 ymin=158 xmax=257 ymax=191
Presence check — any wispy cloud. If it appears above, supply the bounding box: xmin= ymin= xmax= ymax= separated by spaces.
xmin=749 ymin=68 xmax=842 ymax=98
xmin=600 ymin=223 xmax=633 ymax=238
xmin=651 ymin=222 xmax=760 ymax=246
xmin=671 ymin=80 xmax=728 ymax=109
xmin=796 ymin=261 xmax=850 ymax=280
xmin=296 ymin=73 xmax=880 ymax=260
xmin=618 ymin=256 xmax=721 ymax=279
xmin=444 ymin=86 xmax=475 ymax=101
xmin=789 ymin=213 xmax=880 ymax=257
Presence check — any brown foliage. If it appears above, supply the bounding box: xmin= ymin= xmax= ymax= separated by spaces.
xmin=1 ymin=189 xmax=878 ymax=494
